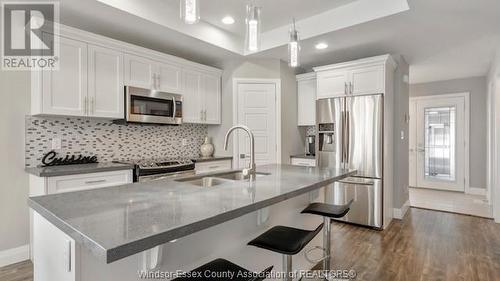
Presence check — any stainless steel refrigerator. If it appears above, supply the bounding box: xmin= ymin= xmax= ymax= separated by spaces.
xmin=317 ymin=94 xmax=383 ymax=229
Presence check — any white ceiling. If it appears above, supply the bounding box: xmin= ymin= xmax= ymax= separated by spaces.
xmin=58 ymin=0 xmax=500 ymax=84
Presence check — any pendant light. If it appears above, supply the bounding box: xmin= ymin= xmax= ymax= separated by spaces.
xmin=245 ymin=3 xmax=261 ymax=53
xmin=180 ymin=0 xmax=200 ymax=24
xmin=288 ymin=18 xmax=300 ymax=68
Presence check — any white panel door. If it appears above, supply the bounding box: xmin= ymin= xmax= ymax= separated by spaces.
xmin=297 ymin=78 xmax=316 ymax=126
xmin=124 ymin=54 xmax=155 ymax=89
xmin=415 ymin=96 xmax=467 ymax=191
xmin=316 ymin=70 xmax=348 ymax=99
xmin=157 ymin=62 xmax=182 ymax=94
xmin=42 ymin=35 xmax=87 ymax=116
xmin=88 ymin=45 xmax=124 ymax=118
xmin=183 ymin=70 xmax=203 ymax=123
xmin=236 ymin=83 xmax=277 ymax=168
xmin=350 ymin=65 xmax=385 ymax=95
xmin=203 ymin=73 xmax=221 ymax=124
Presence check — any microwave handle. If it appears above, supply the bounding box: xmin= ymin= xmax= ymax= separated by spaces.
xmin=172 ymin=96 xmax=176 ymax=118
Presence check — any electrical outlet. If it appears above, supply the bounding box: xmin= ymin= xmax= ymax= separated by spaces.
xmin=181 ymin=139 xmax=188 ymax=146
xmin=400 ymin=130 xmax=405 ymax=140
xmin=51 ymin=137 xmax=62 ymax=150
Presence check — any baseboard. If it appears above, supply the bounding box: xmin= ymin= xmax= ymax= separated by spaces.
xmin=0 ymin=244 xmax=29 ymax=268
xmin=393 ymin=200 xmax=410 ymax=220
xmin=467 ymin=187 xmax=486 ymax=196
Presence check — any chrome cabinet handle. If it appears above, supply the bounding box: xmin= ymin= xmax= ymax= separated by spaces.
xmin=157 ymin=74 xmax=161 ymax=89
xmin=84 ymin=96 xmax=88 ymax=115
xmin=344 ymin=82 xmax=348 ymax=95
xmin=90 ymin=97 xmax=95 ymax=115
xmin=84 ymin=179 xmax=107 ymax=184
xmin=349 ymin=82 xmax=353 ymax=95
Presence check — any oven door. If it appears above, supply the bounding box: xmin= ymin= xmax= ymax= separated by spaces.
xmin=126 ymin=86 xmax=182 ymax=125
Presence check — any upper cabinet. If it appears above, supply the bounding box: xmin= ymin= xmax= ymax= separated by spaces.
xmin=124 ymin=54 xmax=183 ymax=94
xmin=31 ymin=24 xmax=222 ymax=124
xmin=182 ymin=69 xmax=221 ymax=124
xmin=297 ymin=73 xmax=316 ymax=126
xmin=314 ymin=55 xmax=395 ymax=99
xmin=88 ymin=44 xmax=124 ymax=118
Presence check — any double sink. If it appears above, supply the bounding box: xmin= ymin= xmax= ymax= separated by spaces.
xmin=175 ymin=170 xmax=270 ymax=187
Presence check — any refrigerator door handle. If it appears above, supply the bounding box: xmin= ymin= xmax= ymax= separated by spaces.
xmin=346 ymin=111 xmax=350 ymax=163
xmin=341 ymin=111 xmax=346 ymax=165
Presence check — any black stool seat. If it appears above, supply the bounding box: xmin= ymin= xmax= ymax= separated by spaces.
xmin=248 ymin=223 xmax=324 ymax=255
xmin=301 ymin=200 xmax=353 ymax=219
xmin=173 ymin=258 xmax=273 ymax=281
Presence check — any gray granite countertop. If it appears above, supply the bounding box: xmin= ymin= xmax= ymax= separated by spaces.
xmin=28 ymin=164 xmax=355 ymax=264
xmin=25 ymin=162 xmax=135 ymax=177
xmin=191 ymin=156 xmax=233 ymax=163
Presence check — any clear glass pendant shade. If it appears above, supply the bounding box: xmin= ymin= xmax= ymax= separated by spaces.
xmin=245 ymin=4 xmax=261 ymax=53
xmin=180 ymin=0 xmax=200 ymax=24
xmin=288 ymin=19 xmax=300 ymax=68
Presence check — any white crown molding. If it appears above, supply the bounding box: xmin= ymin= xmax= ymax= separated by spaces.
xmin=313 ymin=54 xmax=396 ymax=72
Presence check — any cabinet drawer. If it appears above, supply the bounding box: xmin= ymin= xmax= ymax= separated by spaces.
xmin=195 ymin=160 xmax=232 ymax=174
xmin=290 ymin=158 xmax=316 ymax=167
xmin=47 ymin=170 xmax=133 ymax=194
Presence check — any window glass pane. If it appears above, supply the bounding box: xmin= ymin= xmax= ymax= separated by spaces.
xmin=424 ymin=106 xmax=456 ymax=182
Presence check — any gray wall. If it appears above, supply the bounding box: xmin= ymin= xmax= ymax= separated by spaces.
xmin=0 ymin=71 xmax=30 ymax=252
xmin=393 ymin=55 xmax=410 ymax=209
xmin=410 ymin=76 xmax=488 ymax=189
xmin=208 ymin=59 xmax=304 ymax=163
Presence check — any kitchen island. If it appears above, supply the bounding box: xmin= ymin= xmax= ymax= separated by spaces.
xmin=28 ymin=164 xmax=355 ymax=281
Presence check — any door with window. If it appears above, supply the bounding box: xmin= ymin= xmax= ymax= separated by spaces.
xmin=410 ymin=94 xmax=468 ymax=191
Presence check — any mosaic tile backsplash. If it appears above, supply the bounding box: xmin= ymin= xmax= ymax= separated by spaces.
xmin=25 ymin=116 xmax=208 ymax=167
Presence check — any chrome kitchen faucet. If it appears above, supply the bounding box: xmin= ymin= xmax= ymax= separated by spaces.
xmin=223 ymin=125 xmax=256 ymax=177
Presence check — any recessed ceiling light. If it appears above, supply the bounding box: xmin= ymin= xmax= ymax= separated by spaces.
xmin=315 ymin=43 xmax=328 ymax=50
xmin=222 ymin=16 xmax=235 ymax=25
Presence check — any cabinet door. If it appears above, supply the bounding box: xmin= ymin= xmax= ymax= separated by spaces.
xmin=42 ymin=35 xmax=87 ymax=116
xmin=203 ymin=73 xmax=221 ymax=124
xmin=88 ymin=45 xmax=124 ymax=118
xmin=297 ymin=78 xmax=316 ymax=126
xmin=124 ymin=54 xmax=155 ymax=89
xmin=182 ymin=70 xmax=203 ymax=123
xmin=316 ymin=70 xmax=349 ymax=99
xmin=157 ymin=62 xmax=183 ymax=94
xmin=350 ymin=65 xmax=384 ymax=95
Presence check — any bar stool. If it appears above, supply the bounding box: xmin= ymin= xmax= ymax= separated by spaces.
xmin=301 ymin=200 xmax=353 ymax=271
xmin=173 ymin=258 xmax=273 ymax=281
xmin=248 ymin=224 xmax=324 ymax=281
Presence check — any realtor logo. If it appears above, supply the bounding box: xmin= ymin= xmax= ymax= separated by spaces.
xmin=1 ymin=1 xmax=59 ymax=70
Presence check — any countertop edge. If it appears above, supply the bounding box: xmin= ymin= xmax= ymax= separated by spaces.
xmin=190 ymin=156 xmax=233 ymax=163
xmin=29 ymin=168 xmax=356 ymax=264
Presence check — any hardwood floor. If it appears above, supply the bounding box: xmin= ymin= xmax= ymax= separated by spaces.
xmin=0 ymin=260 xmax=32 ymax=281
xmin=1 ymin=208 xmax=499 ymax=281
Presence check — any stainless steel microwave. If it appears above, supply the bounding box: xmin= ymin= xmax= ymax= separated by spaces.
xmin=122 ymin=86 xmax=182 ymax=125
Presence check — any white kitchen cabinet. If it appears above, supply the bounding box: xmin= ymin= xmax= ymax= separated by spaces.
xmin=316 ymin=70 xmax=349 ymax=99
xmin=290 ymin=157 xmax=316 ymax=167
xmin=157 ymin=62 xmax=183 ymax=94
xmin=296 ymin=73 xmax=316 ymax=126
xmin=124 ymin=54 xmax=156 ymax=89
xmin=182 ymin=69 xmax=221 ymax=124
xmin=88 ymin=45 xmax=124 ymax=118
xmin=182 ymin=69 xmax=203 ymax=123
xmin=195 ymin=159 xmax=232 ymax=174
xmin=41 ymin=35 xmax=88 ymax=116
xmin=314 ymin=55 xmax=395 ymax=99
xmin=350 ymin=65 xmax=384 ymax=95
xmin=203 ymin=73 xmax=221 ymax=124
xmin=47 ymin=170 xmax=133 ymax=194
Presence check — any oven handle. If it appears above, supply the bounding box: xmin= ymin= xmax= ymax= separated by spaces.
xmin=139 ymin=170 xmax=195 ymax=182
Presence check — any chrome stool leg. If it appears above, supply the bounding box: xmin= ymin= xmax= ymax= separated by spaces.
xmin=283 ymin=254 xmax=293 ymax=281
xmin=323 ymin=217 xmax=331 ymax=272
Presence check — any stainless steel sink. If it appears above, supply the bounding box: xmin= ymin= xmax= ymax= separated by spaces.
xmin=175 ymin=170 xmax=271 ymax=187
xmin=175 ymin=176 xmax=229 ymax=187
xmin=215 ymin=171 xmax=271 ymax=181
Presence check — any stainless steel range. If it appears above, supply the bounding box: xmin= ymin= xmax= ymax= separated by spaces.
xmin=116 ymin=159 xmax=195 ymax=182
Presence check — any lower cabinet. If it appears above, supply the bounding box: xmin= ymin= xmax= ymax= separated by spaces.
xmin=290 ymin=157 xmax=316 ymax=167
xmin=195 ymin=159 xmax=232 ymax=174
